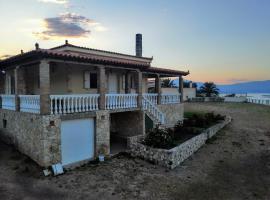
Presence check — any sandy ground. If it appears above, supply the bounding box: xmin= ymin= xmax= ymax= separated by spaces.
xmin=0 ymin=102 xmax=270 ymax=200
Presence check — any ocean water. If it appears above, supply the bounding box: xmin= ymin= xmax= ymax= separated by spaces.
xmin=220 ymin=93 xmax=270 ymax=99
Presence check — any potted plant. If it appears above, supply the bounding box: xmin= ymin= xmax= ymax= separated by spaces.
xmin=98 ymin=144 xmax=108 ymax=162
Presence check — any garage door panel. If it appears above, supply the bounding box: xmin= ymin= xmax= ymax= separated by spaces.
xmin=61 ymin=119 xmax=94 ymax=166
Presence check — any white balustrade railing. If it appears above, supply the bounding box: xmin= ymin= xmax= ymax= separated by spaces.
xmin=0 ymin=95 xmax=16 ymax=110
xmin=50 ymin=94 xmax=100 ymax=114
xmin=161 ymin=94 xmax=181 ymax=104
xmin=247 ymin=97 xmax=270 ymax=106
xmin=19 ymin=95 xmax=40 ymax=113
xmin=142 ymin=96 xmax=165 ymax=124
xmin=105 ymin=94 xmax=138 ymax=110
xmin=143 ymin=93 xmax=158 ymax=105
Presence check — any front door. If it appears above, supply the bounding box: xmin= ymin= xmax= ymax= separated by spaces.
xmin=108 ymin=73 xmax=118 ymax=94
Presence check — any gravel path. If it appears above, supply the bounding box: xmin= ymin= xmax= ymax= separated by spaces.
xmin=0 ymin=102 xmax=270 ymax=200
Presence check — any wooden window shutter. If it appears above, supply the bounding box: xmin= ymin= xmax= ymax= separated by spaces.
xmin=84 ymin=71 xmax=90 ymax=88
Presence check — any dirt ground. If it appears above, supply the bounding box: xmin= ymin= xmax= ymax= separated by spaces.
xmin=1 ymin=102 xmax=270 ymax=200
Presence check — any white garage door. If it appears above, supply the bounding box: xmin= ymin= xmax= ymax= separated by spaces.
xmin=61 ymin=119 xmax=94 ymax=166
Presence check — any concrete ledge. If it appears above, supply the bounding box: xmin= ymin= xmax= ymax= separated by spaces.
xmin=127 ymin=116 xmax=232 ymax=169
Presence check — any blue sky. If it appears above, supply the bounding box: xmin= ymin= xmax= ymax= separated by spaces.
xmin=0 ymin=0 xmax=269 ymax=84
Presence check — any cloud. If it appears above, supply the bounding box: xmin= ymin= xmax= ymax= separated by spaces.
xmin=38 ymin=0 xmax=68 ymax=4
xmin=33 ymin=13 xmax=106 ymax=40
xmin=94 ymin=25 xmax=108 ymax=32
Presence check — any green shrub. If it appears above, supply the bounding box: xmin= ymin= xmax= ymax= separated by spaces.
xmin=143 ymin=112 xmax=225 ymax=149
xmin=143 ymin=126 xmax=173 ymax=149
xmin=183 ymin=112 xmax=225 ymax=128
xmin=173 ymin=121 xmax=203 ymax=140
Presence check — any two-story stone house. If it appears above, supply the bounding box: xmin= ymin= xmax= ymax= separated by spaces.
xmin=0 ymin=34 xmax=189 ymax=168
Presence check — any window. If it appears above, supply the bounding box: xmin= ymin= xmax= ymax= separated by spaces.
xmin=84 ymin=71 xmax=97 ymax=89
xmin=3 ymin=119 xmax=7 ymax=128
xmin=130 ymin=75 xmax=135 ymax=89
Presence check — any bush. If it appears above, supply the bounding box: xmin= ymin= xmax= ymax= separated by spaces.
xmin=183 ymin=112 xmax=225 ymax=128
xmin=173 ymin=120 xmax=203 ymax=140
xmin=143 ymin=126 xmax=173 ymax=149
xmin=143 ymin=112 xmax=226 ymax=149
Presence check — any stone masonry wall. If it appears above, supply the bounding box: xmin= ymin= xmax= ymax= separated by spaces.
xmin=0 ymin=110 xmax=61 ymax=167
xmin=157 ymin=103 xmax=184 ymax=127
xmin=96 ymin=110 xmax=110 ymax=155
xmin=128 ymin=116 xmax=231 ymax=169
xmin=0 ymin=108 xmax=112 ymax=167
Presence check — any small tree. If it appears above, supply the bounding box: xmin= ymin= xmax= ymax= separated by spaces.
xmin=192 ymin=82 xmax=197 ymax=89
xmin=199 ymin=82 xmax=219 ymax=97
xmin=161 ymin=78 xmax=176 ymax=88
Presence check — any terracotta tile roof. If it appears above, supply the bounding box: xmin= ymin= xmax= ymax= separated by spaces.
xmin=51 ymin=43 xmax=153 ymax=61
xmin=0 ymin=43 xmax=189 ymax=76
xmin=0 ymin=49 xmax=151 ymax=68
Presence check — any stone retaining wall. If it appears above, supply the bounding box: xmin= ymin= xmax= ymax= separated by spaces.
xmin=157 ymin=103 xmax=184 ymax=127
xmin=0 ymin=110 xmax=61 ymax=167
xmin=128 ymin=116 xmax=232 ymax=169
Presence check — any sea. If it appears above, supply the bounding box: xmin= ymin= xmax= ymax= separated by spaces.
xmin=220 ymin=93 xmax=270 ymax=99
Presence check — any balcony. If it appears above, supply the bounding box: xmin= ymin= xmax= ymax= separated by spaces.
xmin=0 ymin=93 xmax=181 ymax=115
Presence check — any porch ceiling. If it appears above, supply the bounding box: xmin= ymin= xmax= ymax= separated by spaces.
xmin=143 ymin=67 xmax=189 ymax=77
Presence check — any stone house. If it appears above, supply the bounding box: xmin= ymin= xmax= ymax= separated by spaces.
xmin=0 ymin=35 xmax=189 ymax=168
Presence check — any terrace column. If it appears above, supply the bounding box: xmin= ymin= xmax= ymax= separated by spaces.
xmin=14 ymin=66 xmax=26 ymax=111
xmin=135 ymin=70 xmax=143 ymax=108
xmin=0 ymin=72 xmax=5 ymax=94
xmin=125 ymin=72 xmax=131 ymax=93
xmin=39 ymin=60 xmax=51 ymax=115
xmin=155 ymin=74 xmax=162 ymax=104
xmin=98 ymin=66 xmax=106 ymax=110
xmin=179 ymin=76 xmax=184 ymax=103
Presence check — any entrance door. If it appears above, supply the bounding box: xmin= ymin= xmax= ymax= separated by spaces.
xmin=61 ymin=119 xmax=94 ymax=166
xmin=108 ymin=73 xmax=118 ymax=94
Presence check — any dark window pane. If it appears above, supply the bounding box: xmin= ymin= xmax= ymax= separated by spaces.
xmin=90 ymin=73 xmax=97 ymax=88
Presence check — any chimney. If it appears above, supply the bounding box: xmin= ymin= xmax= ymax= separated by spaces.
xmin=136 ymin=33 xmax=142 ymax=57
xmin=35 ymin=43 xmax=39 ymax=50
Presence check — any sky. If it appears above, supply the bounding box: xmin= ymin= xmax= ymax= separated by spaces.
xmin=0 ymin=0 xmax=269 ymax=84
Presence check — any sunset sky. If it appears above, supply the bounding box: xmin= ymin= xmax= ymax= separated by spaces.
xmin=0 ymin=0 xmax=269 ymax=84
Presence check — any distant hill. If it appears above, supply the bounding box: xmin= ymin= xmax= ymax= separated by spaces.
xmin=217 ymin=80 xmax=270 ymax=94
xmin=173 ymin=80 xmax=270 ymax=94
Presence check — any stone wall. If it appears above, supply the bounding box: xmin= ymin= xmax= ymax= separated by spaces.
xmin=128 ymin=116 xmax=231 ymax=169
xmin=190 ymin=97 xmax=225 ymax=102
xmin=0 ymin=109 xmax=112 ymax=167
xmin=0 ymin=110 xmax=61 ymax=167
xmin=96 ymin=110 xmax=110 ymax=155
xmin=157 ymin=103 xmax=184 ymax=127
xmin=224 ymin=97 xmax=247 ymax=103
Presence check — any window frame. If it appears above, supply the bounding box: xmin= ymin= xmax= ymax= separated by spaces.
xmin=83 ymin=70 xmax=97 ymax=89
